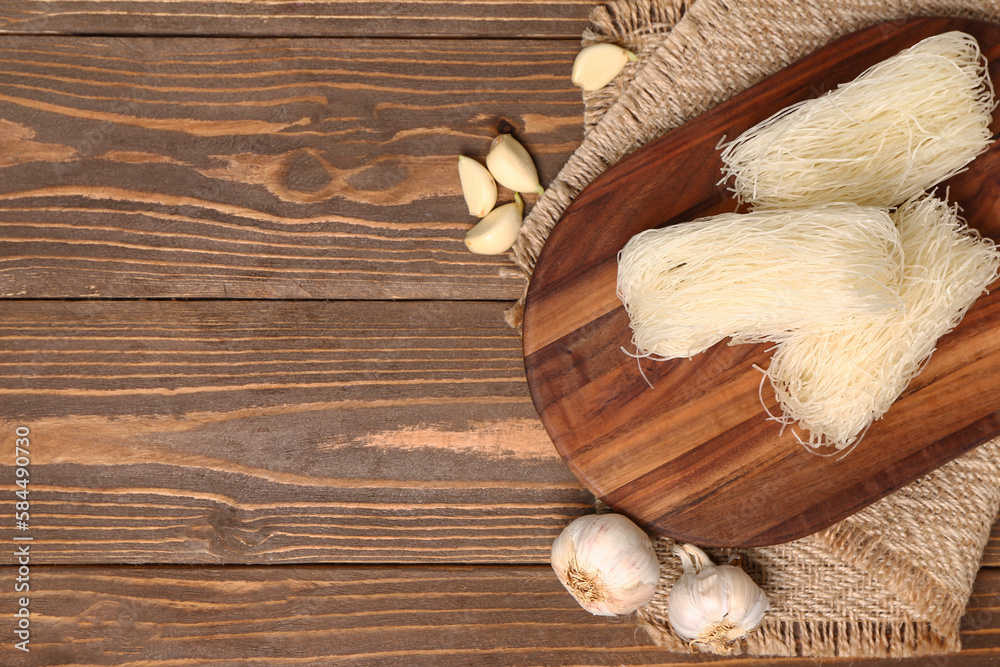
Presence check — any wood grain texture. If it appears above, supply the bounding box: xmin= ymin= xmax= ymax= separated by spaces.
xmin=0 ymin=298 xmax=997 ymax=566
xmin=0 ymin=36 xmax=583 ymax=300
xmin=0 ymin=1 xmax=595 ymax=38
xmin=987 ymin=520 xmax=1000 ymax=568
xmin=0 ymin=300 xmax=596 ymax=564
xmin=523 ymin=18 xmax=1000 ymax=547
xmin=2 ymin=564 xmax=1000 ymax=666
xmin=0 ymin=13 xmax=997 ymax=666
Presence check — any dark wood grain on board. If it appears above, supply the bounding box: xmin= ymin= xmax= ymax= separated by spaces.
xmin=0 ymin=36 xmax=581 ymax=300
xmin=2 ymin=564 xmax=1000 ymax=666
xmin=0 ymin=1 xmax=595 ymax=38
xmin=523 ymin=18 xmax=1000 ymax=547
xmin=0 ymin=300 xmax=595 ymax=564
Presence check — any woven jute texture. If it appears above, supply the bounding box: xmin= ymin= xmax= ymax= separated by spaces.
xmin=514 ymin=0 xmax=1000 ymax=658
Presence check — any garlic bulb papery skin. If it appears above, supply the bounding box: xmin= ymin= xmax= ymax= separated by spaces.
xmin=667 ymin=544 xmax=769 ymax=651
xmin=485 ymin=133 xmax=545 ymax=195
xmin=550 ymin=513 xmax=661 ymax=617
xmin=571 ymin=43 xmax=638 ymax=91
xmin=464 ymin=193 xmax=523 ymax=254
xmin=457 ymin=155 xmax=497 ymax=217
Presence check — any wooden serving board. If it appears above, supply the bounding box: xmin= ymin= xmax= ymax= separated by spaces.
xmin=522 ymin=17 xmax=1000 ymax=547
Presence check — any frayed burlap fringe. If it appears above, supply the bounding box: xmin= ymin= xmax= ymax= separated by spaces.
xmin=517 ymin=0 xmax=1000 ymax=657
xmin=504 ymin=0 xmax=1000 ymax=329
xmin=580 ymin=0 xmax=697 ymax=133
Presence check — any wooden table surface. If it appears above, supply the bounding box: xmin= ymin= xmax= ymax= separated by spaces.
xmin=0 ymin=3 xmax=998 ymax=665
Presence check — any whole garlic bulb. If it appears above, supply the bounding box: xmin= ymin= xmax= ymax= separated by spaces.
xmin=667 ymin=544 xmax=769 ymax=651
xmin=550 ymin=513 xmax=660 ymax=616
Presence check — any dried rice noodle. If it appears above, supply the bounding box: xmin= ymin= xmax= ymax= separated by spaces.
xmin=719 ymin=31 xmax=996 ymax=209
xmin=765 ymin=194 xmax=1000 ymax=449
xmin=616 ymin=203 xmax=903 ymax=360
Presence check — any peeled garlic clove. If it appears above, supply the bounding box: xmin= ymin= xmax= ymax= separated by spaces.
xmin=485 ymin=133 xmax=544 ymax=195
xmin=457 ymin=155 xmax=497 ymax=217
xmin=667 ymin=544 xmax=769 ymax=651
xmin=550 ymin=512 xmax=660 ymax=617
xmin=571 ymin=43 xmax=638 ymax=91
xmin=464 ymin=193 xmax=523 ymax=254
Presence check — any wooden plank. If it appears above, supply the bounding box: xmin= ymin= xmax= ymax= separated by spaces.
xmin=1 ymin=563 xmax=999 ymax=666
xmin=0 ymin=298 xmax=997 ymax=565
xmin=0 ymin=299 xmax=596 ymax=564
xmin=0 ymin=1 xmax=596 ymax=39
xmin=0 ymin=35 xmax=583 ymax=300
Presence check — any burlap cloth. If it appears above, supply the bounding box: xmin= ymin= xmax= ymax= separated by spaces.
xmin=511 ymin=0 xmax=1000 ymax=658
